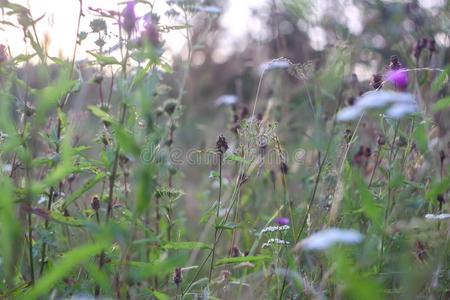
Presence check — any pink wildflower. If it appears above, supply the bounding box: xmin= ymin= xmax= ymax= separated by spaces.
xmin=386 ymin=69 xmax=409 ymax=91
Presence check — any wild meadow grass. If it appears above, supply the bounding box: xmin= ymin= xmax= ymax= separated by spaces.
xmin=0 ymin=0 xmax=449 ymax=299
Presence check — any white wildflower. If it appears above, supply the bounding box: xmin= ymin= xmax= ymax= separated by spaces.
xmin=385 ymin=103 xmax=418 ymax=119
xmin=296 ymin=228 xmax=364 ymax=251
xmin=38 ymin=195 xmax=47 ymax=204
xmin=258 ymin=58 xmax=291 ymax=74
xmin=195 ymin=6 xmax=221 ymax=14
xmin=336 ymin=105 xmax=364 ymax=122
xmin=336 ymin=91 xmax=417 ymax=122
xmin=2 ymin=164 xmax=12 ymax=173
xmin=357 ymin=91 xmax=415 ymax=109
xmin=261 ymin=225 xmax=290 ymax=234
xmin=262 ymin=238 xmax=290 ymax=248
xmin=425 ymin=213 xmax=450 ymax=220
xmin=215 ymin=94 xmax=238 ymax=106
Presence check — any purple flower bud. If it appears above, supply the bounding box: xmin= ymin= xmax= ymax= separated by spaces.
xmin=275 ymin=217 xmax=290 ymax=226
xmin=121 ymin=1 xmax=137 ymax=35
xmin=140 ymin=21 xmax=160 ymax=47
xmin=386 ymin=69 xmax=409 ymax=91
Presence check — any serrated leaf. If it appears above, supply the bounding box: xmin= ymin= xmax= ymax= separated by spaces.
xmin=62 ymin=172 xmax=106 ymax=209
xmin=88 ymin=105 xmax=117 ymax=126
xmin=50 ymin=211 xmax=87 ymax=227
xmin=21 ymin=241 xmax=108 ymax=300
xmin=116 ymin=127 xmax=140 ymax=156
xmin=87 ymin=51 xmax=121 ymax=66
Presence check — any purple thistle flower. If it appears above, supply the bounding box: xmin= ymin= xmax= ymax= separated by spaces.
xmin=275 ymin=217 xmax=290 ymax=226
xmin=386 ymin=69 xmax=409 ymax=91
xmin=121 ymin=1 xmax=137 ymax=35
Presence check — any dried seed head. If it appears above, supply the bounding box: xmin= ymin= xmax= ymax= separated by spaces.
xmin=173 ymin=267 xmax=182 ymax=286
xmin=370 ymin=74 xmax=383 ymax=90
xmin=220 ymin=270 xmax=231 ymax=282
xmin=377 ymin=134 xmax=386 ymax=146
xmin=395 ymin=136 xmax=407 ymax=147
xmin=163 ymin=99 xmax=178 ymax=116
xmin=280 ymin=161 xmax=288 ymax=175
xmin=413 ymin=38 xmax=426 ymax=59
xmin=93 ymin=74 xmax=104 ymax=84
xmin=439 ymin=150 xmax=446 ymax=163
xmin=24 ymin=104 xmax=36 ymax=117
xmin=427 ymin=38 xmax=436 ymax=52
xmin=414 ymin=240 xmax=427 ymax=262
xmin=90 ymin=18 xmax=107 ymax=33
xmin=347 ymin=96 xmax=356 ymax=106
xmin=437 ymin=194 xmax=444 ymax=204
xmin=389 ymin=55 xmax=402 ymax=70
xmin=68 ymin=173 xmax=76 ymax=182
xmin=344 ymin=129 xmax=352 ymax=143
xmin=230 ymin=246 xmax=241 ymax=257
xmin=91 ymin=196 xmax=100 ymax=211
xmin=216 ymin=135 xmax=229 ymax=154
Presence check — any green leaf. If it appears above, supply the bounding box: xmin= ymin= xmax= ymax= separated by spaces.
xmin=88 ymin=105 xmax=117 ymax=126
xmin=162 ymin=241 xmax=211 ymax=250
xmin=21 ymin=242 xmax=108 ymax=300
xmin=432 ymin=96 xmax=450 ymax=112
xmin=413 ymin=122 xmax=428 ymax=154
xmin=35 ymin=70 xmax=76 ymax=125
xmin=0 ymin=177 xmax=21 ymax=286
xmin=431 ymin=67 xmax=449 ymax=92
xmin=87 ymin=51 xmax=121 ymax=66
xmin=225 ymin=154 xmax=250 ymax=164
xmin=62 ymin=172 xmax=106 ymax=209
xmin=135 ymin=165 xmax=156 ymax=216
xmin=215 ymin=222 xmax=238 ymax=230
xmin=215 ymin=255 xmax=270 ymax=266
xmin=426 ymin=176 xmax=450 ymax=202
xmin=116 ymin=127 xmax=140 ymax=156
xmin=152 ymin=290 xmax=170 ymax=300
xmin=31 ymin=130 xmax=74 ymax=195
xmin=49 ymin=211 xmax=87 ymax=227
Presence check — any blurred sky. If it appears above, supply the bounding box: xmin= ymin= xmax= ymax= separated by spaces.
xmin=1 ymin=0 xmax=446 ymax=63
xmin=1 ymin=0 xmax=265 ymax=60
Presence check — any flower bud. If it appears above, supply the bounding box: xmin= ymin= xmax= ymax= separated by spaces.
xmin=377 ymin=134 xmax=386 ymax=146
xmin=386 ymin=69 xmax=409 ymax=91
xmin=389 ymin=55 xmax=402 ymax=70
xmin=121 ymin=1 xmax=137 ymax=35
xmin=163 ymin=99 xmax=178 ymax=115
xmin=140 ymin=21 xmax=160 ymax=47
xmin=216 ymin=135 xmax=229 ymax=154
xmin=91 ymin=196 xmax=100 ymax=211
xmin=173 ymin=267 xmax=182 ymax=286
xmin=427 ymin=38 xmax=436 ymax=53
xmin=370 ymin=74 xmax=383 ymax=90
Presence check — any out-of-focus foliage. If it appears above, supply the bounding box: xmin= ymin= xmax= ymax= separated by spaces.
xmin=0 ymin=0 xmax=449 ymax=299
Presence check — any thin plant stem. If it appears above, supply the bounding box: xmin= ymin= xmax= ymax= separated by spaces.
xmin=208 ymin=153 xmax=223 ymax=283
xmin=380 ymin=120 xmax=400 ymax=269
